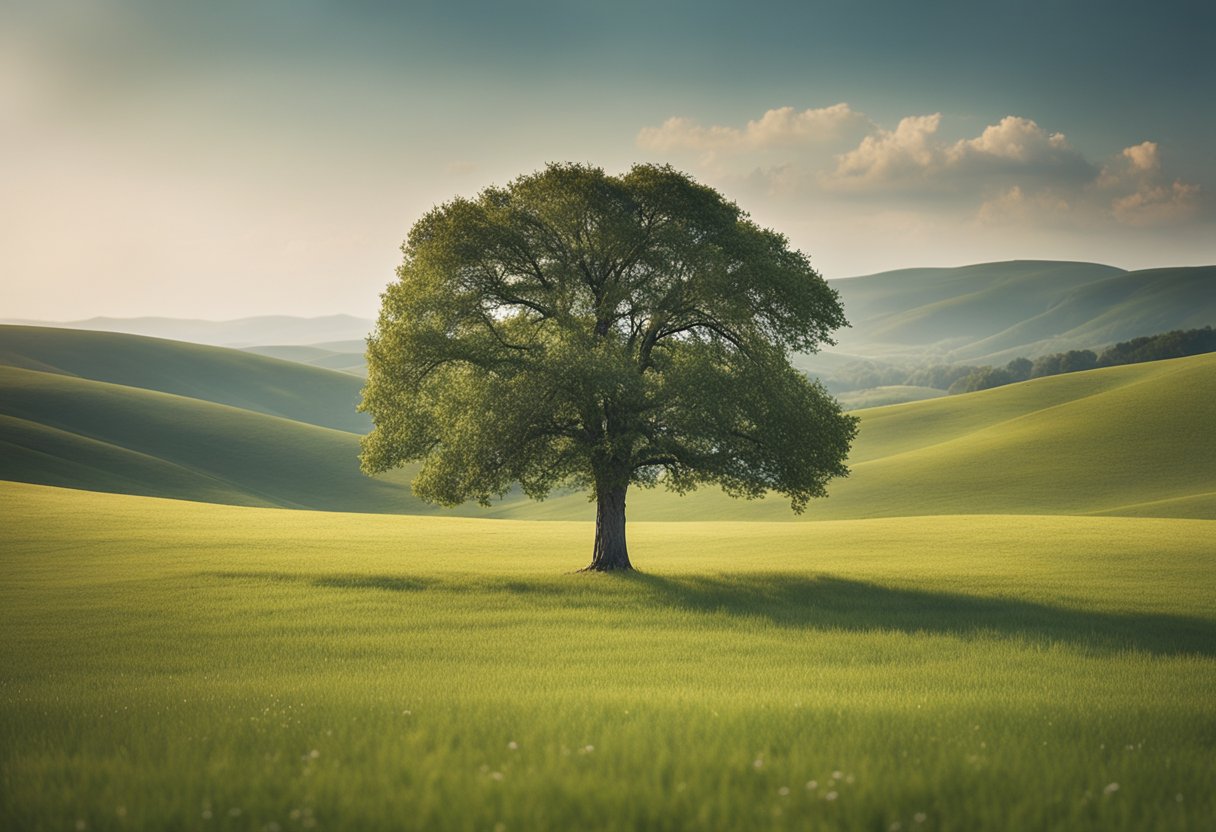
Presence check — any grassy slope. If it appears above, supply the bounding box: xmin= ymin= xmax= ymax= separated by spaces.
xmin=959 ymin=266 xmax=1216 ymax=363
xmin=830 ymin=261 xmax=1122 ymax=351
xmin=0 ymin=325 xmax=370 ymax=432
xmin=835 ymin=385 xmax=946 ymax=410
xmin=241 ymin=344 xmax=366 ymax=375
xmin=0 ymin=365 xmax=435 ymax=514
xmin=2 ymin=352 xmax=1214 ymax=521
xmin=0 ymin=314 xmax=374 ymax=347
xmin=828 ymin=261 xmax=1215 ymax=362
xmin=1 ymin=481 xmax=1212 ymax=831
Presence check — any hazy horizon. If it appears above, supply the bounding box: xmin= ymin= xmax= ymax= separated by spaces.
xmin=4 ymin=1 xmax=1212 ymax=320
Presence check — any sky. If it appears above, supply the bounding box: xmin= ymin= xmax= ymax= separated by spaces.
xmin=3 ymin=0 xmax=1213 ymax=320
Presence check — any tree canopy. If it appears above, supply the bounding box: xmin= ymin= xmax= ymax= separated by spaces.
xmin=359 ymin=163 xmax=858 ymax=570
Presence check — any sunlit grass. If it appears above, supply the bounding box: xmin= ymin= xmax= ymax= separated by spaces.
xmin=2 ymin=482 xmax=1213 ymax=830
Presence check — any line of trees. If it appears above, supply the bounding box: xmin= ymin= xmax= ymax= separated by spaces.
xmin=947 ymin=326 xmax=1216 ymax=394
xmin=821 ymin=361 xmax=984 ymax=394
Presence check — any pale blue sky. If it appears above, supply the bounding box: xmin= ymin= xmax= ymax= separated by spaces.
xmin=3 ymin=0 xmax=1212 ymax=319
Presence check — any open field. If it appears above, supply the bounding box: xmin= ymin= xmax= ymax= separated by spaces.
xmin=2 ymin=481 xmax=1213 ymax=830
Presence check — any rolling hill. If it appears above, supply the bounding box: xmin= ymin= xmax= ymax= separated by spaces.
xmin=2 ymin=324 xmax=1212 ymax=520
xmin=241 ymin=341 xmax=367 ymax=375
xmin=0 ymin=364 xmax=436 ymax=513
xmin=0 ymin=314 xmax=373 ymax=347
xmin=0 ymin=326 xmax=370 ymax=432
xmin=828 ymin=260 xmax=1216 ymax=363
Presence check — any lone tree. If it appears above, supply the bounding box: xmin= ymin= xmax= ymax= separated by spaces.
xmin=359 ymin=163 xmax=858 ymax=571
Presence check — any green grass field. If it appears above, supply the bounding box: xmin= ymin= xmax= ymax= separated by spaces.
xmin=2 ymin=481 xmax=1213 ymax=831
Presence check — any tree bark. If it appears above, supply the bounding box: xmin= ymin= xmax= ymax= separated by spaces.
xmin=582 ymin=483 xmax=631 ymax=571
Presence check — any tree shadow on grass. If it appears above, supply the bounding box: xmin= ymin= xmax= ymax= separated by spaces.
xmin=622 ymin=572 xmax=1216 ymax=658
xmin=201 ymin=569 xmax=1216 ymax=657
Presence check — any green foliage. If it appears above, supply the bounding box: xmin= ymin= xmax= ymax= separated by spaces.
xmin=3 ymin=482 xmax=1214 ymax=831
xmin=1097 ymin=325 xmax=1216 ymax=367
xmin=947 ymin=366 xmax=1015 ymax=394
xmin=1005 ymin=356 xmax=1033 ymax=381
xmin=360 ymin=164 xmax=857 ymax=513
xmin=947 ymin=326 xmax=1216 ymax=394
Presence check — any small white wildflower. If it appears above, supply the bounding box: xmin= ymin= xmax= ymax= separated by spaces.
xmin=753 ymin=757 xmax=764 ymax=770
xmin=1104 ymin=782 xmax=1119 ymax=796
xmin=309 ymin=749 xmax=320 ymax=759
xmin=825 ymin=791 xmax=838 ymax=801
xmin=507 ymin=741 xmax=519 ymax=750
xmin=490 ymin=771 xmax=504 ymax=781
xmin=914 ymin=812 xmax=927 ymax=823
xmin=806 ymin=780 xmax=818 ymax=790
xmin=832 ymin=770 xmax=843 ymax=780
xmin=778 ymin=786 xmax=790 ymax=796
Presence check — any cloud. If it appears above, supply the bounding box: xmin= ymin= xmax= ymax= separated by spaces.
xmin=637 ymin=103 xmax=871 ymax=154
xmin=975 ymin=185 xmax=1073 ymax=226
xmin=1121 ymin=140 xmax=1160 ymax=172
xmin=832 ymin=114 xmax=943 ymax=184
xmin=1094 ymin=141 xmax=1202 ymax=226
xmin=637 ymin=106 xmax=1206 ymax=233
xmin=1111 ymin=181 xmax=1201 ymax=226
xmin=828 ymin=114 xmax=1095 ymax=190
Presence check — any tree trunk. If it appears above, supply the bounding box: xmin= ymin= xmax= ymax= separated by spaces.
xmin=583 ymin=483 xmax=631 ymax=571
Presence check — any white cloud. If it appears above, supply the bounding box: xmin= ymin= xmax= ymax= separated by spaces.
xmin=975 ymin=185 xmax=1073 ymax=226
xmin=634 ymin=105 xmax=1209 ymax=261
xmin=1121 ymin=140 xmax=1160 ymax=172
xmin=1095 ymin=141 xmax=1201 ymax=226
xmin=950 ymin=116 xmax=1070 ymax=162
xmin=636 ymin=103 xmax=871 ymax=154
xmin=827 ymin=114 xmax=1094 ymax=190
xmin=832 ymin=114 xmax=943 ymax=184
xmin=1111 ymin=180 xmax=1201 ymax=226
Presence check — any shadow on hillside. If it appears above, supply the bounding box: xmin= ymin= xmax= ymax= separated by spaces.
xmin=202 ymin=569 xmax=1215 ymax=657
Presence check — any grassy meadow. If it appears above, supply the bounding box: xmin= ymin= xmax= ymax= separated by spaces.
xmin=2 ymin=481 xmax=1213 ymax=831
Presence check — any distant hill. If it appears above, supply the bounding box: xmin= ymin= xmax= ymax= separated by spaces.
xmin=0 ymin=326 xmax=369 ymax=432
xmin=2 ymin=326 xmax=1212 ymax=520
xmin=9 ymin=261 xmax=1210 ymax=381
xmin=0 ymin=364 xmax=434 ymax=514
xmin=827 ymin=260 xmax=1216 ymax=364
xmin=242 ymin=343 xmax=367 ymax=375
xmin=0 ymin=314 xmax=374 ymax=347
